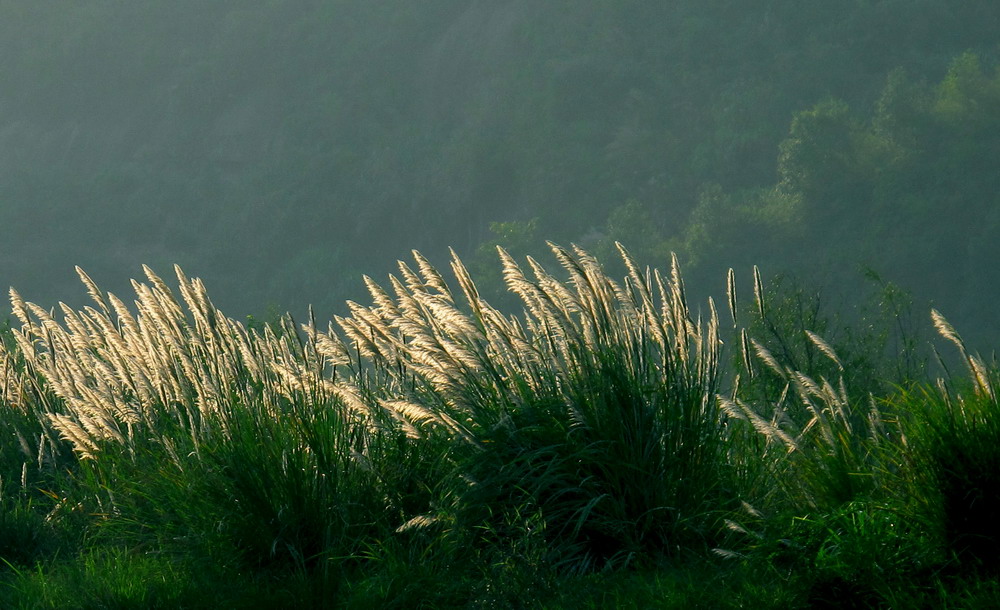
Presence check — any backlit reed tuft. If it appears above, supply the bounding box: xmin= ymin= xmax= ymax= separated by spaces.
xmin=8 ymin=265 xmax=347 ymax=458
xmin=322 ymin=242 xmax=728 ymax=566
xmin=323 ymin=243 xmax=721 ymax=446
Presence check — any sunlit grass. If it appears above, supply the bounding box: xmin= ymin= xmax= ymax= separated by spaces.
xmin=327 ymin=244 xmax=730 ymax=569
xmin=0 ymin=244 xmax=998 ymax=605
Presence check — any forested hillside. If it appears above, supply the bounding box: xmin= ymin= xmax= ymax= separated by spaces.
xmin=1 ymin=1 xmax=998 ymax=338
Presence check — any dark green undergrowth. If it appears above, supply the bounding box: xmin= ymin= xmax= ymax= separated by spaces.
xmin=2 ymin=249 xmax=1000 ymax=607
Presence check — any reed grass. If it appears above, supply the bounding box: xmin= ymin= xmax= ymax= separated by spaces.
xmin=3 ymin=264 xmax=417 ymax=590
xmin=326 ymin=243 xmax=730 ymax=569
xmin=891 ymin=313 xmax=1000 ymax=572
xmin=0 ymin=244 xmax=997 ymax=605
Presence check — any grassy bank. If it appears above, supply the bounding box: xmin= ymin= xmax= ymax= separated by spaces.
xmin=0 ymin=245 xmax=998 ymax=608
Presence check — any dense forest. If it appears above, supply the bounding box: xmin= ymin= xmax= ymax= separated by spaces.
xmin=1 ymin=1 xmax=998 ymax=344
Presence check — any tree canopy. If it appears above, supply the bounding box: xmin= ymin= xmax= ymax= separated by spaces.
xmin=0 ymin=1 xmax=997 ymax=340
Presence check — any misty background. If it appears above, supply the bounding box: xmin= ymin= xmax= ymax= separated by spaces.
xmin=1 ymin=2 xmax=999 ymax=346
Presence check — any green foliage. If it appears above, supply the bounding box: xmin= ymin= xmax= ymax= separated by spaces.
xmin=338 ymin=244 xmax=730 ymax=570
xmin=680 ymin=184 xmax=804 ymax=271
xmin=470 ymin=217 xmax=542 ymax=308
xmin=736 ymin=272 xmax=925 ymax=404
xmin=778 ymin=99 xmax=865 ymax=204
xmin=934 ymin=52 xmax=1000 ymax=122
xmin=599 ymin=200 xmax=671 ymax=265
xmin=717 ymin=267 xmax=929 ymax=594
xmin=4 ymin=1 xmax=1000 ymax=323
xmin=680 ymin=52 xmax=1000 ymax=345
xmin=196 ymin=393 xmax=417 ymax=573
xmin=892 ymin=327 xmax=1000 ymax=572
xmin=2 ymin=1 xmax=1000 ymax=602
xmin=0 ymin=546 xmax=317 ymax=609
xmin=3 ymin=247 xmax=1000 ymax=605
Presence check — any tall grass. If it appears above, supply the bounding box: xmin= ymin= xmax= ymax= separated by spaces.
xmin=892 ymin=311 xmax=1000 ymax=572
xmin=719 ymin=269 xmax=903 ymax=518
xmin=1 ymin=244 xmax=999 ymax=605
xmin=326 ymin=243 xmax=730 ymax=569
xmin=2 ymin=245 xmax=732 ymax=575
xmin=717 ymin=273 xmax=1000 ymax=604
xmin=3 ymin=265 xmax=415 ymax=587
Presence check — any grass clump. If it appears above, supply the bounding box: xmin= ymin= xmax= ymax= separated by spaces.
xmin=893 ymin=312 xmax=1000 ymax=574
xmin=2 ymin=265 xmax=420 ymax=600
xmin=328 ymin=244 xmax=731 ymax=570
